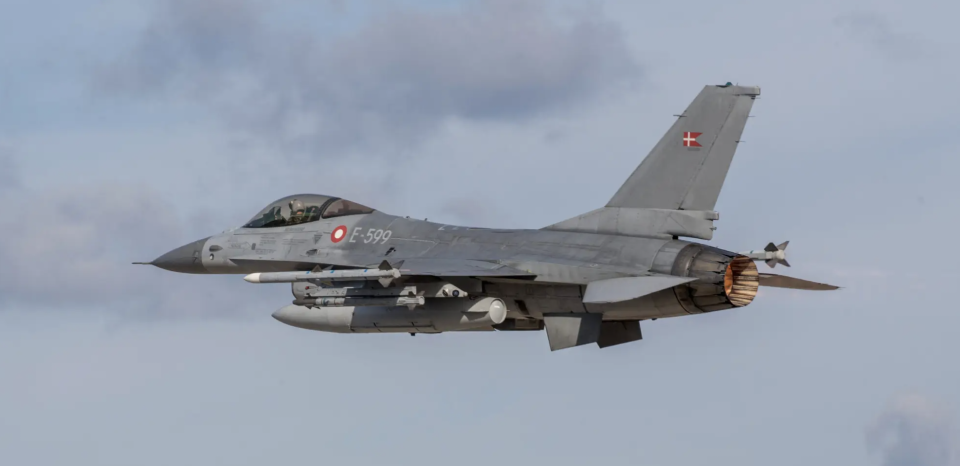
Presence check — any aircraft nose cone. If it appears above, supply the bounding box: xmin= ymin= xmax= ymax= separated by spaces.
xmin=151 ymin=237 xmax=211 ymax=274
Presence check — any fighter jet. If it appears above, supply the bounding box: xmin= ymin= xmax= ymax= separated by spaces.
xmin=140 ymin=83 xmax=838 ymax=351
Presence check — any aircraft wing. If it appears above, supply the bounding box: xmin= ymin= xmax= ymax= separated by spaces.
xmin=230 ymin=256 xmax=536 ymax=279
xmin=394 ymin=258 xmax=536 ymax=278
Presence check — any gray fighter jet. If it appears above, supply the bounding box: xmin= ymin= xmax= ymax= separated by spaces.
xmin=141 ymin=84 xmax=838 ymax=351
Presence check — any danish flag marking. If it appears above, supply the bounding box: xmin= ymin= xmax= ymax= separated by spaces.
xmin=683 ymin=132 xmax=702 ymax=147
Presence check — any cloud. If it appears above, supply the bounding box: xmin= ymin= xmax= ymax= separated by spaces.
xmin=0 ymin=181 xmax=275 ymax=319
xmin=0 ymin=183 xmax=178 ymax=302
xmin=96 ymin=0 xmax=639 ymax=154
xmin=867 ymin=394 xmax=960 ymax=466
xmin=835 ymin=11 xmax=923 ymax=61
xmin=0 ymin=146 xmax=19 ymax=192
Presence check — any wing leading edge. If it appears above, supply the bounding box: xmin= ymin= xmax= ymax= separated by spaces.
xmin=230 ymin=256 xmax=536 ymax=279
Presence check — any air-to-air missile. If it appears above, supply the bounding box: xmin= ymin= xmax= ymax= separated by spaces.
xmin=244 ymin=263 xmax=401 ymax=287
xmin=741 ymin=241 xmax=790 ymax=268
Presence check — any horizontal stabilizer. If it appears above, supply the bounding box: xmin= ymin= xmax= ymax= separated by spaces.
xmin=543 ymin=314 xmax=603 ymax=351
xmin=759 ymin=274 xmax=839 ymax=291
xmin=597 ymin=321 xmax=643 ymax=348
xmin=583 ymin=275 xmax=697 ymax=304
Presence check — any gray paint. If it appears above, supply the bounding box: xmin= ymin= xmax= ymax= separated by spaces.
xmin=143 ymin=83 xmax=836 ymax=351
xmin=272 ymin=297 xmax=507 ymax=334
xmin=545 ymin=207 xmax=719 ymax=241
xmin=606 ymin=84 xmax=759 ymax=211
xmin=583 ymin=276 xmax=698 ymax=304
xmin=150 ymin=236 xmax=209 ymax=274
xmin=597 ymin=321 xmax=643 ymax=348
xmin=544 ymin=313 xmax=603 ymax=351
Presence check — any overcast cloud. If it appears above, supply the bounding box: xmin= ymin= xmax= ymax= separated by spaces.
xmin=98 ymin=0 xmax=638 ymax=153
xmin=0 ymin=183 xmax=177 ymax=302
xmin=868 ymin=395 xmax=960 ymax=466
xmin=835 ymin=11 xmax=925 ymax=61
xmin=1 ymin=0 xmax=959 ymax=465
xmin=0 ymin=152 xmax=270 ymax=318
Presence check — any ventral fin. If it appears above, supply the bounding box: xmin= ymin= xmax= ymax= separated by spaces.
xmin=543 ymin=314 xmax=602 ymax=351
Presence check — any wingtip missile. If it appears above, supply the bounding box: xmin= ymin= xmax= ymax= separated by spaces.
xmin=243 ymin=273 xmax=263 ymax=283
xmin=743 ymin=240 xmax=789 ymax=268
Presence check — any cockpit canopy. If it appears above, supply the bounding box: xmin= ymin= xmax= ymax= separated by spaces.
xmin=242 ymin=194 xmax=375 ymax=229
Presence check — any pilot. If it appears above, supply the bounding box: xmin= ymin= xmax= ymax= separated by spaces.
xmin=288 ymin=199 xmax=306 ymax=224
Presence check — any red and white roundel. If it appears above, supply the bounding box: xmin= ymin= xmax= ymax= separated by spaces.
xmin=331 ymin=225 xmax=348 ymax=243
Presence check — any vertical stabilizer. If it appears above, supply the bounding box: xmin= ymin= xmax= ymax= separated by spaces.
xmin=607 ymin=84 xmax=759 ymax=211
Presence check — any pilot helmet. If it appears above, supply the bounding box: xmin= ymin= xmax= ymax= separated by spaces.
xmin=289 ymin=199 xmax=305 ymax=215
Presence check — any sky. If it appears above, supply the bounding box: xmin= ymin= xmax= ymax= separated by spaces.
xmin=1 ymin=0 xmax=959 ymax=465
